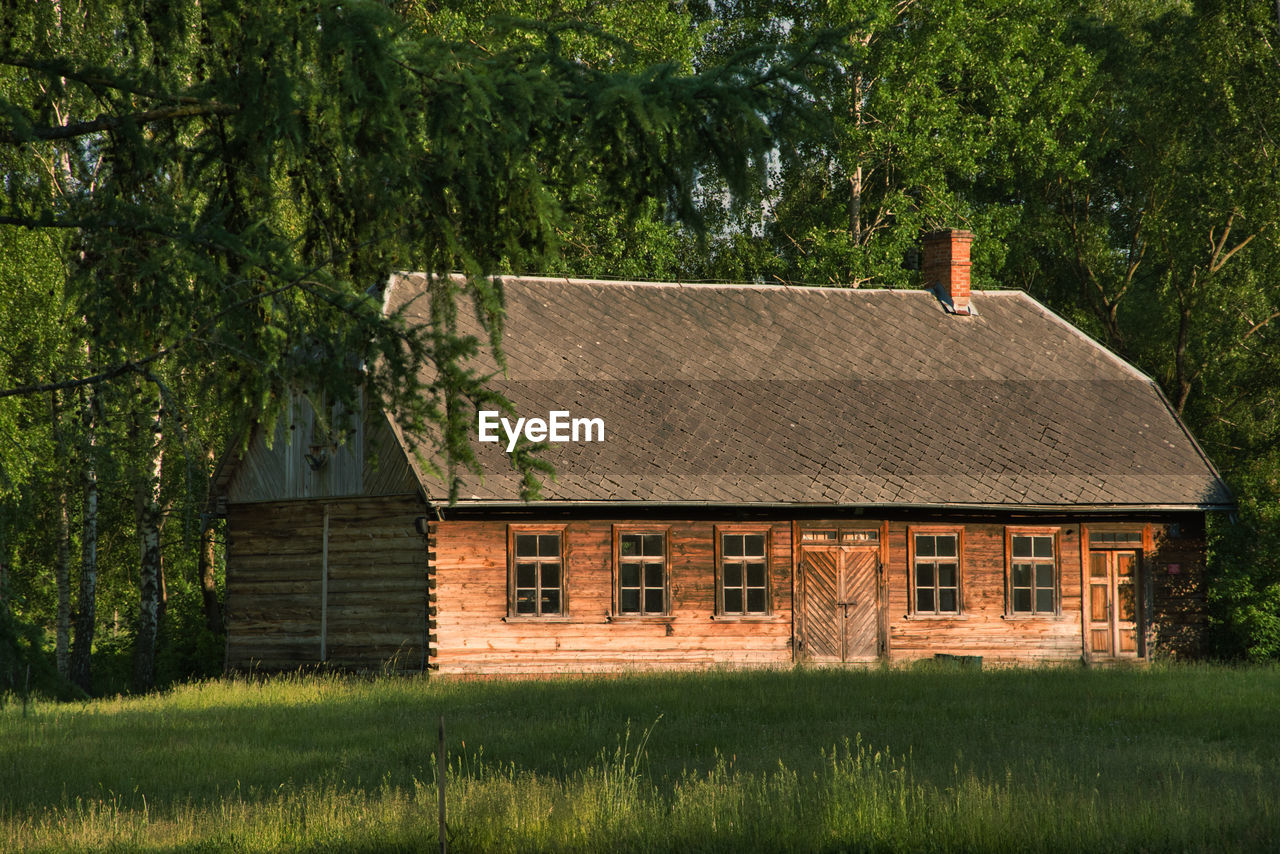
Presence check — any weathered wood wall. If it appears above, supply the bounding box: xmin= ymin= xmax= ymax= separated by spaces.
xmin=882 ymin=519 xmax=1207 ymax=665
xmin=431 ymin=519 xmax=794 ymax=674
xmin=884 ymin=522 xmax=1086 ymax=664
xmin=1146 ymin=521 xmax=1208 ymax=659
xmin=430 ymin=515 xmax=1206 ymax=673
xmin=226 ymin=394 xmax=418 ymax=504
xmin=226 ymin=494 xmax=429 ymax=671
xmin=225 ymin=505 xmax=1207 ymax=673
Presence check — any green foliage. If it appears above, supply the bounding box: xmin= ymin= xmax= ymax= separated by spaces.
xmin=402 ymin=1 xmax=707 ymax=280
xmin=1 ymin=0 xmax=816 ymax=483
xmin=2 ymin=668 xmax=1279 ymax=850
xmin=0 ymin=0 xmax=828 ymax=688
xmin=686 ymin=0 xmax=1095 ymax=288
xmin=1004 ymin=1 xmax=1280 ymax=656
xmin=2 ymin=0 xmax=1280 ymax=673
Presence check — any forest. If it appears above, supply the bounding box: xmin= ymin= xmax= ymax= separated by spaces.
xmin=1 ymin=0 xmax=1278 ymax=697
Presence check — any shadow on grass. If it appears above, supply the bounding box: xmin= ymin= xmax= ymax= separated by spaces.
xmin=1 ymin=664 xmax=1277 ymax=845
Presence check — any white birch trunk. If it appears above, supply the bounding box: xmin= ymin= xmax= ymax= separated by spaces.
xmin=70 ymin=384 xmax=97 ymax=693
xmin=132 ymin=394 xmax=165 ymax=692
xmin=52 ymin=391 xmax=72 ymax=679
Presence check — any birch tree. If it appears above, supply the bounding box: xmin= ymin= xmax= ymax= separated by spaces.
xmin=0 ymin=0 xmax=828 ymax=687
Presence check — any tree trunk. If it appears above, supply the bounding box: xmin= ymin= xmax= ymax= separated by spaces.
xmin=1172 ymin=281 xmax=1194 ymax=416
xmin=52 ymin=391 xmax=72 ymax=679
xmin=132 ymin=394 xmax=165 ymax=693
xmin=69 ymin=385 xmax=97 ymax=694
xmin=0 ymin=528 xmax=8 ymax=617
xmin=199 ymin=448 xmax=223 ymax=633
xmin=849 ymin=165 xmax=863 ymax=247
xmin=0 ymin=524 xmax=10 ymax=692
xmin=199 ymin=524 xmax=221 ymax=632
xmin=848 ymin=71 xmax=864 ymax=250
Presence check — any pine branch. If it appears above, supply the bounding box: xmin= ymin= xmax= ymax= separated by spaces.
xmin=0 ymin=54 xmax=210 ymax=105
xmin=0 ymin=103 xmax=238 ymax=145
xmin=0 ymin=352 xmax=168 ymax=399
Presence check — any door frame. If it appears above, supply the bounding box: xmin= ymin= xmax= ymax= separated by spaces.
xmin=1080 ymin=524 xmax=1148 ymax=662
xmin=793 ymin=522 xmax=887 ymax=663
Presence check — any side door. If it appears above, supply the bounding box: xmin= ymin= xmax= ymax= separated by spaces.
xmin=1087 ymin=549 xmax=1141 ymax=659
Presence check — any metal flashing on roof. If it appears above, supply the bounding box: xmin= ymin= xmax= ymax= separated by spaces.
xmin=930 ymin=283 xmax=979 ymax=316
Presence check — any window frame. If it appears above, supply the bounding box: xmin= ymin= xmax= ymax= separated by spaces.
xmin=612 ymin=525 xmax=672 ymax=618
xmin=715 ymin=525 xmax=772 ymax=617
xmin=1005 ymin=527 xmax=1062 ymax=617
xmin=908 ymin=527 xmax=964 ymax=616
xmin=507 ymin=524 xmax=569 ymax=619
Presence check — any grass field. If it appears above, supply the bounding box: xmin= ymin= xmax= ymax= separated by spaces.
xmin=1 ymin=664 xmax=1277 ymax=852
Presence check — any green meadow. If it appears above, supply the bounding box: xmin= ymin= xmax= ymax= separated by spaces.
xmin=1 ymin=665 xmax=1277 ymax=852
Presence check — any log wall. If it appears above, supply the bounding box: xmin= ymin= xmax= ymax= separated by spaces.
xmin=226 ymin=494 xmax=429 ymax=671
xmin=884 ymin=522 xmax=1086 ymax=664
xmin=882 ymin=519 xmax=1208 ymax=665
xmin=1146 ymin=520 xmax=1208 ymax=659
xmin=431 ymin=519 xmax=794 ymax=674
xmin=225 ymin=506 xmax=1208 ymax=674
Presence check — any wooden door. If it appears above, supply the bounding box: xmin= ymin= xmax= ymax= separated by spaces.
xmin=1087 ymin=550 xmax=1140 ymax=658
xmin=800 ymin=546 xmax=879 ymax=662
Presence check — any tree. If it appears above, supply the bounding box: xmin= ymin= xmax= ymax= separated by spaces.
xmin=0 ymin=222 xmax=76 ymax=692
xmin=1007 ymin=0 xmax=1280 ymax=658
xmin=0 ymin=0 xmax=827 ymax=687
xmin=685 ymin=0 xmax=1095 ymax=288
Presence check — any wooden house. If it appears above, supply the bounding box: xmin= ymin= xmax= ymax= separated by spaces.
xmin=214 ymin=230 xmax=1232 ymax=673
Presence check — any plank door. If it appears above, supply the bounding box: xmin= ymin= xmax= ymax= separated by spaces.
xmin=800 ymin=545 xmax=879 ymax=663
xmin=1087 ymin=550 xmax=1141 ymax=658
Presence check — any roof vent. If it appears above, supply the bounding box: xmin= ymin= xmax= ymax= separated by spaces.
xmin=923 ymin=229 xmax=975 ymax=315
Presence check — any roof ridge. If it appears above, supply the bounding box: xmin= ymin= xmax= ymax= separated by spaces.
xmin=495 ymin=274 xmax=1033 ymax=297
xmin=390 ymin=271 xmax=1032 ymax=298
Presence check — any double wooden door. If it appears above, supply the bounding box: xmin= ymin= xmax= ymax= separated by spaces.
xmin=799 ymin=545 xmax=880 ymax=663
xmin=1087 ymin=550 xmax=1140 ymax=658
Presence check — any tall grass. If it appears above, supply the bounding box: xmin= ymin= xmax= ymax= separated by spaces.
xmin=2 ymin=665 xmax=1277 ymax=851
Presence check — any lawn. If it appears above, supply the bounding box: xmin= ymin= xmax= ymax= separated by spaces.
xmin=1 ymin=664 xmax=1277 ymax=852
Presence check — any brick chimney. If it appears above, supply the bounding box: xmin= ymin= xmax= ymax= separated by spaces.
xmin=922 ymin=229 xmax=975 ymax=315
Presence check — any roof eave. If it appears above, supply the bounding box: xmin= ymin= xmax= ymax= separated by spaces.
xmin=429 ymin=498 xmax=1234 ymax=514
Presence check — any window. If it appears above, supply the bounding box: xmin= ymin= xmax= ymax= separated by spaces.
xmin=800 ymin=528 xmax=879 ymax=544
xmin=842 ymin=529 xmax=879 ymax=543
xmin=509 ymin=528 xmax=565 ymax=616
xmin=800 ymin=529 xmax=838 ymax=544
xmin=1089 ymin=530 xmax=1142 ymax=546
xmin=912 ymin=532 xmax=960 ymax=614
xmin=718 ymin=528 xmax=770 ymax=615
xmin=615 ymin=529 xmax=668 ymax=616
xmin=1009 ymin=532 xmax=1058 ymax=615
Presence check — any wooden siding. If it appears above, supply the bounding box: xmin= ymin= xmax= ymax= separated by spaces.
xmin=882 ymin=519 xmax=1208 ymax=665
xmin=1146 ymin=521 xmax=1208 ymax=659
xmin=432 ymin=519 xmax=794 ymax=674
xmin=226 ymin=495 xmax=429 ymax=671
xmin=364 ymin=413 xmax=422 ymax=498
xmin=884 ymin=522 xmax=1085 ymax=664
xmin=225 ymin=504 xmax=1208 ymax=673
xmin=226 ymin=394 xmax=417 ymax=504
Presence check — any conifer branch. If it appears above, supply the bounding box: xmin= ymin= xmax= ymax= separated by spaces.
xmin=0 ymin=102 xmax=239 ymax=144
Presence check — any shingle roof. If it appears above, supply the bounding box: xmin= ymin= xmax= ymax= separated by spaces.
xmin=386 ymin=275 xmax=1232 ymax=509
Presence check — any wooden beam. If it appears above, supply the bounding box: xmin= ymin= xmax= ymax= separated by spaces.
xmin=321 ymin=504 xmax=330 ymax=662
